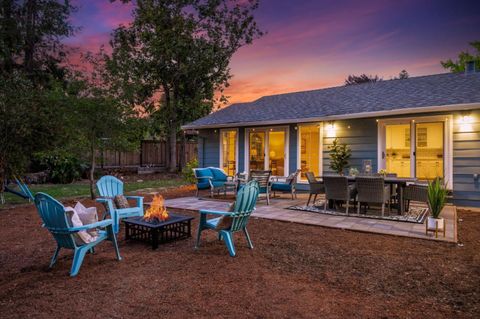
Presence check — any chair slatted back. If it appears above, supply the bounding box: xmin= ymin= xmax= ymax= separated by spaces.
xmin=404 ymin=184 xmax=428 ymax=202
xmin=230 ymin=181 xmax=260 ymax=232
xmin=356 ymin=177 xmax=386 ymax=203
xmin=34 ymin=193 xmax=76 ymax=249
xmin=249 ymin=170 xmax=271 ymax=188
xmin=323 ymin=175 xmax=349 ymax=200
xmin=306 ymin=172 xmax=324 ymax=193
xmin=97 ymin=175 xmax=124 ymax=197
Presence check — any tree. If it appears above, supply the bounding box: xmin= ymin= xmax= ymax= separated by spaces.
xmin=0 ymin=0 xmax=77 ymax=190
xmin=397 ymin=69 xmax=409 ymax=79
xmin=328 ymin=138 xmax=351 ymax=175
xmin=107 ymin=0 xmax=263 ymax=171
xmin=441 ymin=41 xmax=480 ymax=72
xmin=345 ymin=74 xmax=381 ymax=85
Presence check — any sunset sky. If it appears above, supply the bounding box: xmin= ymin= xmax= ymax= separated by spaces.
xmin=66 ymin=0 xmax=480 ymax=105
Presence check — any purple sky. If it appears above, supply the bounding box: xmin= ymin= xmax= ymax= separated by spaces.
xmin=66 ymin=0 xmax=480 ymax=104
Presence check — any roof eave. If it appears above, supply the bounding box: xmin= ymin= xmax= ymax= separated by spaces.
xmin=181 ymin=102 xmax=480 ymax=130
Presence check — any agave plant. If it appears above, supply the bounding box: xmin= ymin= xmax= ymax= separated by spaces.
xmin=427 ymin=178 xmax=447 ymax=219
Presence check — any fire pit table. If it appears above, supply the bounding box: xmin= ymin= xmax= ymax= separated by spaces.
xmin=123 ymin=213 xmax=194 ymax=250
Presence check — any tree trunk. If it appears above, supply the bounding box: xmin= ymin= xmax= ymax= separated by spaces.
xmin=169 ymin=129 xmax=177 ymax=172
xmin=89 ymin=137 xmax=96 ymax=199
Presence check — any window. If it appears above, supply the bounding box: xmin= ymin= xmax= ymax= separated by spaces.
xmin=299 ymin=125 xmax=321 ymax=181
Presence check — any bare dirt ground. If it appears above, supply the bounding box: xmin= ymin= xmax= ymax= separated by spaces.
xmin=0 ymin=186 xmax=479 ymax=318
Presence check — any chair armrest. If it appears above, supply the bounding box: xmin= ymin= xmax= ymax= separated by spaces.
xmin=199 ymin=209 xmax=233 ymax=216
xmin=227 ymin=175 xmax=235 ymax=181
xmin=69 ymin=219 xmax=113 ymax=232
xmin=125 ymin=195 xmax=144 ymax=208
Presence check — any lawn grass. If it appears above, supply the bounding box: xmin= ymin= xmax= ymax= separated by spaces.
xmin=1 ymin=178 xmax=187 ymax=206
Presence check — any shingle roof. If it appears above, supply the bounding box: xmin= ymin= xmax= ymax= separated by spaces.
xmin=183 ymin=72 xmax=480 ymax=129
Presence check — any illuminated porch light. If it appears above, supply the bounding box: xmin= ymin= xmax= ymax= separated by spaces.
xmin=459 ymin=114 xmax=474 ymax=132
xmin=325 ymin=122 xmax=336 ymax=138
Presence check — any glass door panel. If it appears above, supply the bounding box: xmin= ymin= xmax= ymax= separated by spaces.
xmin=299 ymin=125 xmax=320 ymax=180
xmin=249 ymin=131 xmax=265 ymax=171
xmin=221 ymin=130 xmax=237 ymax=176
xmin=415 ymin=122 xmax=444 ymax=180
xmin=268 ymin=131 xmax=285 ymax=176
xmin=385 ymin=123 xmax=411 ymax=177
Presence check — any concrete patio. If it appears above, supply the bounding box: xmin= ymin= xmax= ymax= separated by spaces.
xmin=165 ymin=193 xmax=457 ymax=243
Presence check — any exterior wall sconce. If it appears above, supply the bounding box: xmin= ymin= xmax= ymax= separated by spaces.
xmin=326 ymin=121 xmax=336 ymax=138
xmin=459 ymin=113 xmax=474 ymax=132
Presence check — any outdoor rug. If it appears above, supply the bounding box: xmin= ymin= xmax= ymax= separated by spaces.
xmin=287 ymin=201 xmax=428 ymax=224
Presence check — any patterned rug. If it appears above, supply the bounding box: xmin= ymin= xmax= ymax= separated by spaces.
xmin=287 ymin=201 xmax=428 ymax=224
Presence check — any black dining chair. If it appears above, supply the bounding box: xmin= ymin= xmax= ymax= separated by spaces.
xmin=356 ymin=176 xmax=391 ymax=216
xmin=305 ymin=172 xmax=324 ymax=206
xmin=323 ymin=175 xmax=357 ymax=215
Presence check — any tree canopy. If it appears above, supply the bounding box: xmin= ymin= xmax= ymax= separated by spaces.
xmin=345 ymin=74 xmax=381 ymax=86
xmin=441 ymin=41 xmax=480 ymax=72
xmin=107 ymin=0 xmax=263 ymax=171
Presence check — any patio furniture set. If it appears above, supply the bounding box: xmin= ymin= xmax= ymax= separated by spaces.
xmin=33 ymin=175 xmax=261 ymax=277
xmin=193 ymin=167 xmax=301 ymax=204
xmin=306 ymin=173 xmax=428 ymax=215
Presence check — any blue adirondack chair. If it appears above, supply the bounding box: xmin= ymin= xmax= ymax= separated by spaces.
xmin=195 ymin=180 xmax=260 ymax=257
xmin=34 ymin=192 xmax=121 ymax=277
xmin=96 ymin=175 xmax=144 ymax=233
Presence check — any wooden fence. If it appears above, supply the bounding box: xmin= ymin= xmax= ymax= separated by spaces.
xmin=98 ymin=140 xmax=197 ymax=169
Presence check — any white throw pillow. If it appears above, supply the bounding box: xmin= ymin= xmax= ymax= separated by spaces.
xmin=74 ymin=202 xmax=99 ymax=238
xmin=65 ymin=206 xmax=97 ymax=245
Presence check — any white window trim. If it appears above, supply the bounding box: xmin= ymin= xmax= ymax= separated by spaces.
xmin=377 ymin=115 xmax=453 ymax=189
xmin=219 ymin=128 xmax=239 ymax=175
xmin=296 ymin=123 xmax=323 ymax=184
xmin=244 ymin=126 xmax=290 ymax=177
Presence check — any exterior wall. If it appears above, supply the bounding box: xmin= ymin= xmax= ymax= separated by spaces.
xmin=196 ymin=109 xmax=480 ymax=207
xmin=452 ymin=109 xmax=480 ymax=207
xmin=198 ymin=129 xmax=220 ymax=168
xmin=322 ymin=118 xmax=378 ymax=174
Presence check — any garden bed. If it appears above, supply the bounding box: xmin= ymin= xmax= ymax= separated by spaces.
xmin=0 ymin=186 xmax=478 ymax=318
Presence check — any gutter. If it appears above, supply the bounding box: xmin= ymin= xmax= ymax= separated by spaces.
xmin=181 ymin=102 xmax=480 ymax=130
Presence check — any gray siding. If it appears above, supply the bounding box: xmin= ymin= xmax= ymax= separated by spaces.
xmin=452 ymin=109 xmax=480 ymax=207
xmin=238 ymin=128 xmax=245 ymax=172
xmin=289 ymin=124 xmax=298 ymax=175
xmin=322 ymin=118 xmax=378 ymax=174
xmin=198 ymin=129 xmax=219 ymax=168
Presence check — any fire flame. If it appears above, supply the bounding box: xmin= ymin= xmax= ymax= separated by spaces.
xmin=144 ymin=194 xmax=169 ymax=222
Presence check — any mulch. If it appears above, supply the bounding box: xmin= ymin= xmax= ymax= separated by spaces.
xmin=0 ymin=186 xmax=479 ymax=318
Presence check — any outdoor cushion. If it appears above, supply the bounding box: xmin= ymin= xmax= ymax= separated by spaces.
xmin=114 ymin=195 xmax=130 ymax=209
xmin=65 ymin=207 xmax=98 ymax=245
xmin=196 ymin=168 xmax=214 ymax=180
xmin=209 ymin=167 xmax=228 ymax=181
xmin=271 ymin=182 xmax=292 ymax=192
xmin=197 ymin=181 xmax=211 ymax=190
xmin=74 ymin=201 xmax=99 ymax=237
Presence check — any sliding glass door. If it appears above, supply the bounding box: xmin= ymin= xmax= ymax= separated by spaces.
xmin=380 ymin=118 xmax=447 ymax=181
xmin=220 ymin=129 xmax=237 ymax=176
xmin=247 ymin=128 xmax=288 ymax=176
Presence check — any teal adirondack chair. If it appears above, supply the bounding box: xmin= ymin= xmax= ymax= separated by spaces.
xmin=96 ymin=175 xmax=144 ymax=233
xmin=195 ymin=180 xmax=260 ymax=257
xmin=34 ymin=192 xmax=121 ymax=277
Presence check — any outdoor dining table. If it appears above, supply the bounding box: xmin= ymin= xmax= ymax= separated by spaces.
xmin=315 ymin=175 xmax=418 ymax=214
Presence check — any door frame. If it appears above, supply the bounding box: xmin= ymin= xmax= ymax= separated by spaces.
xmin=218 ymin=128 xmax=239 ymax=175
xmin=377 ymin=115 xmax=453 ymax=188
xmin=244 ymin=126 xmax=290 ymax=176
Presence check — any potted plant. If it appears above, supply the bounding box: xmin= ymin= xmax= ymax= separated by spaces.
xmin=427 ymin=178 xmax=447 ymax=231
xmin=328 ymin=138 xmax=351 ymax=175
xmin=378 ymin=169 xmax=387 ymax=177
xmin=349 ymin=167 xmax=359 ymax=176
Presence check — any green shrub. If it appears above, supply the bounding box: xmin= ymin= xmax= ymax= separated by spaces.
xmin=427 ymin=178 xmax=448 ymax=218
xmin=182 ymin=158 xmax=198 ymax=184
xmin=34 ymin=151 xmax=85 ymax=184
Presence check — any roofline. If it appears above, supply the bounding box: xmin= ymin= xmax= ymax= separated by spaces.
xmin=181 ymin=102 xmax=480 ymax=130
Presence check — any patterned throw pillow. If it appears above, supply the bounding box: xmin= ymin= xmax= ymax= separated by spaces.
xmin=114 ymin=195 xmax=130 ymax=209
xmin=216 ymin=202 xmax=235 ymax=230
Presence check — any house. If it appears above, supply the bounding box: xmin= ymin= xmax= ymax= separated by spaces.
xmin=182 ymin=69 xmax=480 ymax=207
